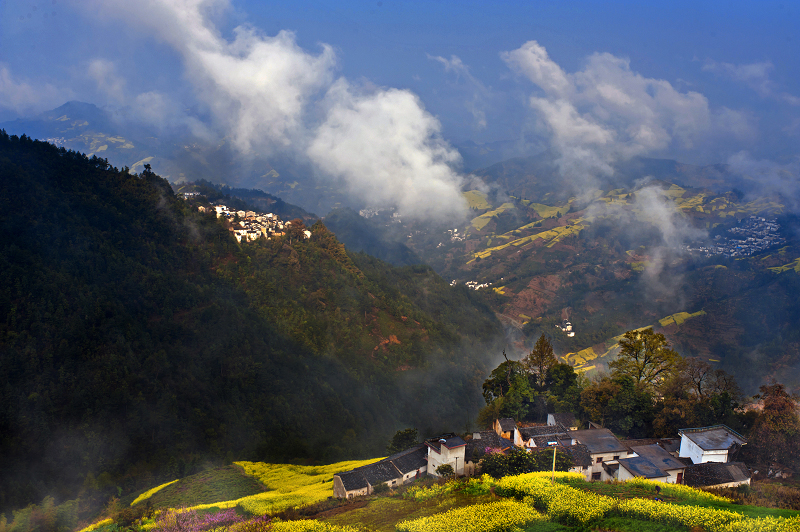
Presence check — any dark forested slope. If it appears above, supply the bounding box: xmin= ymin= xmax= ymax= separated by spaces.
xmin=0 ymin=132 xmax=502 ymax=514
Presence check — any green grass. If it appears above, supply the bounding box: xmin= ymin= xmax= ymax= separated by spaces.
xmin=131 ymin=465 xmax=266 ymax=509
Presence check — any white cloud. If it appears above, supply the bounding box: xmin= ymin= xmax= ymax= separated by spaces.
xmin=427 ymin=54 xmax=489 ymax=130
xmin=81 ymin=0 xmax=468 ymax=222
xmin=88 ymin=59 xmax=126 ymax=104
xmin=0 ymin=64 xmax=65 ymax=116
xmin=501 ymin=41 xmax=753 ymax=190
xmin=727 ymin=151 xmax=800 ymax=209
xmin=308 ymin=80 xmax=467 ymax=222
xmin=703 ymin=59 xmax=800 ymax=106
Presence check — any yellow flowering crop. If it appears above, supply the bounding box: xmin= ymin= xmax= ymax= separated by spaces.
xmin=617 ymin=496 xmax=744 ymax=530
xmin=76 ymin=518 xmax=112 ymax=532
xmin=496 ymin=473 xmax=614 ymax=525
xmin=131 ymin=480 xmax=180 ymax=507
xmin=268 ymin=521 xmax=363 ymax=532
xmin=623 ymin=477 xmax=733 ymax=503
xmin=402 ymin=482 xmax=455 ymax=501
xmin=722 ymin=515 xmax=800 ymax=532
xmin=396 ymin=500 xmax=543 ymax=532
xmin=177 ymin=459 xmax=382 ymax=515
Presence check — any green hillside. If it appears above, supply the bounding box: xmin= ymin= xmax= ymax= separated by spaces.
xmin=0 ymin=132 xmax=502 ymax=515
xmin=405 ymin=164 xmax=800 ymax=391
xmin=57 ymin=468 xmax=800 ymax=532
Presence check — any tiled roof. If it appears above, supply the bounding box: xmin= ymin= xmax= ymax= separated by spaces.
xmin=387 ymin=445 xmax=427 ymax=474
xmin=618 ymin=458 xmax=668 ymax=479
xmin=617 ymin=444 xmax=686 ymax=480
xmin=498 ymin=418 xmax=517 ymax=432
xmin=337 ymin=469 xmax=369 ymax=491
xmin=569 ymin=428 xmax=629 ymax=454
xmin=678 ymin=425 xmax=747 ymax=450
xmin=336 ymin=453 xmax=412 ymax=492
xmin=426 ymin=434 xmax=467 ymax=453
xmin=623 ymin=438 xmax=681 ymax=454
xmin=361 ymin=461 xmax=402 ymax=486
xmin=629 ymin=444 xmax=686 ymax=471
xmin=563 ymin=443 xmax=592 ymax=467
xmin=549 ymin=412 xmax=577 ymax=427
xmin=684 ymin=462 xmax=750 ymax=487
xmin=466 ymin=431 xmax=514 ymax=459
xmin=520 ymin=424 xmax=568 ymax=439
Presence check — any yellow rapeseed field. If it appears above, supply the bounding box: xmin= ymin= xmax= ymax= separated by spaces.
xmin=396 ymin=500 xmax=543 ymax=532
xmin=130 ymin=480 xmax=179 ymax=506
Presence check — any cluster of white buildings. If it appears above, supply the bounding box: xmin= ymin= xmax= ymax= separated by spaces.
xmin=450 ymin=280 xmax=493 ymax=290
xmin=197 ymin=204 xmax=310 ymax=243
xmin=333 ymin=417 xmax=750 ymax=499
xmin=556 ymin=320 xmax=575 ymax=337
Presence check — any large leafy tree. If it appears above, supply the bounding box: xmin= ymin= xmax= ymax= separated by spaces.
xmin=386 ymin=428 xmax=418 ymax=454
xmin=610 ymin=328 xmax=682 ymax=392
xmin=482 ymin=355 xmax=526 ymax=404
xmin=522 ymin=334 xmax=558 ymax=388
xmin=747 ymin=381 xmax=800 ymax=470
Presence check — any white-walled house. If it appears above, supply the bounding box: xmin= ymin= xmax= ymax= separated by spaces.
xmin=616 ymin=444 xmax=687 ymax=484
xmin=568 ymin=428 xmax=633 ymax=481
xmin=678 ymin=425 xmax=747 ymax=464
xmin=333 ymin=445 xmax=427 ymax=498
xmin=548 ymin=413 xmax=578 ymax=431
xmin=426 ymin=434 xmax=467 ymax=477
xmin=494 ymin=418 xmax=517 ymax=442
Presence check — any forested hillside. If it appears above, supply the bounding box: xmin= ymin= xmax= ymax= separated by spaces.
xmin=0 ymin=132 xmax=503 ymax=515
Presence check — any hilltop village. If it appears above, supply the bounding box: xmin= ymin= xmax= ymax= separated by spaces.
xmin=333 ymin=416 xmax=750 ymax=498
xmin=687 ymin=215 xmax=785 ymax=257
xmin=193 ymin=201 xmax=311 ymax=243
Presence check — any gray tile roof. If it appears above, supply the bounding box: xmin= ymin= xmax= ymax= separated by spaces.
xmin=569 ymin=428 xmax=629 ymax=454
xmin=498 ymin=418 xmax=517 ymax=432
xmin=679 ymin=425 xmax=747 ymax=451
xmin=684 ymin=462 xmax=751 ymax=487
xmin=563 ymin=443 xmax=592 ymax=467
xmin=426 ymin=434 xmax=467 ymax=453
xmin=519 ymin=424 xmax=568 ymax=440
xmin=337 ymin=469 xmax=370 ymax=491
xmin=466 ymin=431 xmax=514 ymax=459
xmin=549 ymin=412 xmax=577 ymax=427
xmin=630 ymin=444 xmax=686 ymax=471
xmin=616 ymin=444 xmax=686 ymax=480
xmin=624 ymin=438 xmax=681 ymax=454
xmin=387 ymin=444 xmax=427 ymax=474
xmin=335 ymin=451 xmax=414 ymax=492
xmin=361 ymin=461 xmax=402 ymax=486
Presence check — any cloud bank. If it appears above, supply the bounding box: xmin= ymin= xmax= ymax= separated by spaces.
xmin=79 ymin=0 xmax=468 ymax=222
xmin=703 ymin=59 xmax=800 ymax=106
xmin=501 ymin=41 xmax=754 ymax=192
xmin=0 ymin=64 xmax=66 ymax=117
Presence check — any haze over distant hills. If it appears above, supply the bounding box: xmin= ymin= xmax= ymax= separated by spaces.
xmin=5 ymin=101 xmax=800 ymax=397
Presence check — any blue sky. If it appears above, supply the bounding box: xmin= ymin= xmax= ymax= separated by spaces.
xmin=1 ymin=0 xmax=798 ymax=218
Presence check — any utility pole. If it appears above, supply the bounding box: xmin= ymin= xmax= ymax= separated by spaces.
xmin=551 ymin=445 xmax=557 ymax=485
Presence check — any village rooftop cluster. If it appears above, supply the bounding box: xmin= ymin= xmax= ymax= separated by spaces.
xmin=687 ymin=215 xmax=785 ymax=258
xmin=194 ymin=202 xmax=310 ymax=243
xmin=333 ymin=415 xmax=750 ymax=498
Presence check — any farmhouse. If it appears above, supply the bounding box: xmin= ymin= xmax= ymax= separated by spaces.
xmin=684 ymin=461 xmax=751 ymax=489
xmin=678 ymin=425 xmax=747 ymax=464
xmin=426 ymin=434 xmax=467 ymax=477
xmin=332 ymin=445 xmax=427 ymax=498
xmin=517 ymin=424 xmax=570 ymax=449
xmin=547 ymin=412 xmax=578 ymax=431
xmin=616 ymin=444 xmax=687 ymax=484
xmin=568 ymin=428 xmax=634 ymax=481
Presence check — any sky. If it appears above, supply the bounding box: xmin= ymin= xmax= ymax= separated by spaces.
xmin=1 ymin=0 xmax=798 ymax=220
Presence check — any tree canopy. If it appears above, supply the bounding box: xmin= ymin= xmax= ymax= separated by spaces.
xmin=609 ymin=328 xmax=682 ymax=391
